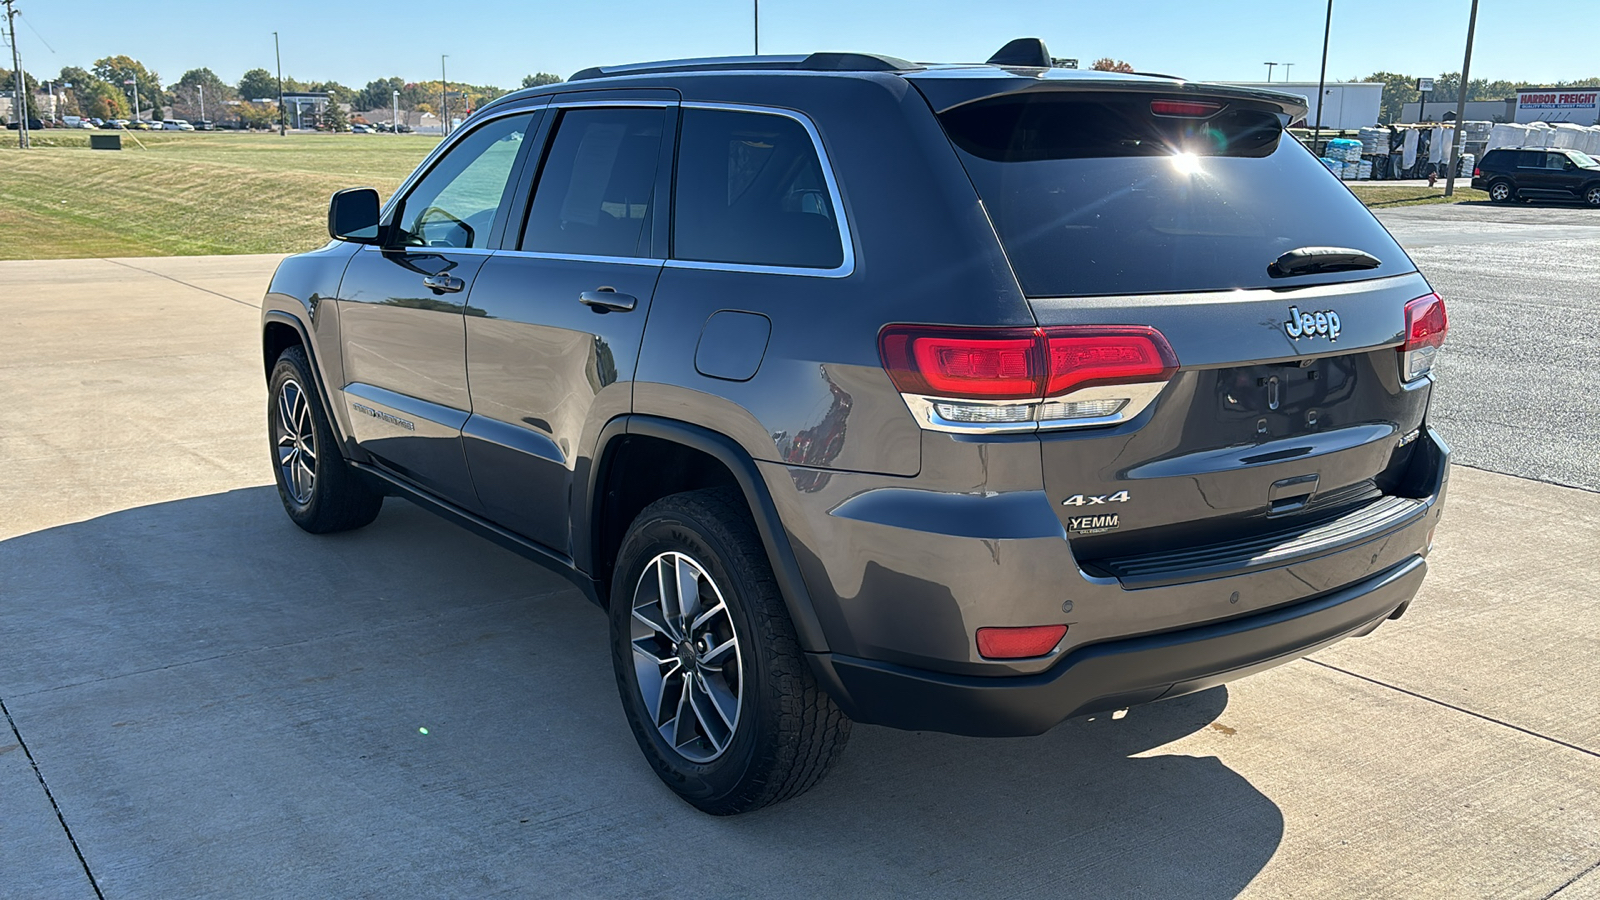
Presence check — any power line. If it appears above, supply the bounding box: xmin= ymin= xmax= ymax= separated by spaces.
xmin=17 ymin=9 xmax=51 ymax=54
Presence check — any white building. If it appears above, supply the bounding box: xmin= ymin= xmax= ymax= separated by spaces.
xmin=1218 ymin=82 xmax=1384 ymax=129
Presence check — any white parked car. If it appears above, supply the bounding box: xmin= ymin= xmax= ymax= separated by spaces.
xmin=162 ymin=119 xmax=195 ymax=131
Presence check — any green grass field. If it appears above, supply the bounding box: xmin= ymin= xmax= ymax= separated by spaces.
xmin=1 ymin=130 xmax=1486 ymax=260
xmin=1347 ymin=183 xmax=1490 ymax=207
xmin=0 ymin=131 xmax=437 ymax=259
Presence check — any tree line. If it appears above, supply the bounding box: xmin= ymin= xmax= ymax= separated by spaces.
xmin=1357 ymin=71 xmax=1600 ymax=124
xmin=3 ymin=57 xmax=564 ymax=127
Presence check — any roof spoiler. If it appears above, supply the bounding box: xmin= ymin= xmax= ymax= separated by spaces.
xmin=987 ymin=37 xmax=1052 ymax=68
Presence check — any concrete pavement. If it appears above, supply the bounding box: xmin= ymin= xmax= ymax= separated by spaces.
xmin=1 ymin=252 xmax=1598 ymax=898
xmin=1376 ymin=203 xmax=1600 ymax=492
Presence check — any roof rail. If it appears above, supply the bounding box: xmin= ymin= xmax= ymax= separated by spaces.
xmin=570 ymin=52 xmax=916 ymax=81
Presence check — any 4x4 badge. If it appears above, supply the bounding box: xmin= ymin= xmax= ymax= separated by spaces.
xmin=1063 ymin=491 xmax=1130 ymax=506
xmin=1284 ymin=306 xmax=1342 ymax=341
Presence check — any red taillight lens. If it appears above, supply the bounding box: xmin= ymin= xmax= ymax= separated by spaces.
xmin=1043 ymin=326 xmax=1179 ymax=396
xmin=879 ymin=326 xmax=1044 ymax=400
xmin=1150 ymin=99 xmax=1224 ymax=117
xmin=1400 ymin=293 xmax=1448 ymax=382
xmin=879 ymin=325 xmax=1178 ymax=401
xmin=976 ymin=624 xmax=1069 ymax=659
xmin=1473 ymin=166 xmax=1482 ymax=177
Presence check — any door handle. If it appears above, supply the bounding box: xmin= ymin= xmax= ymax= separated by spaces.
xmin=423 ymin=273 xmax=465 ymax=294
xmin=580 ymin=288 xmax=637 ymax=313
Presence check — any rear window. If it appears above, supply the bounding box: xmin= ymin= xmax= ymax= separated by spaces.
xmin=672 ymin=108 xmax=845 ymax=271
xmin=938 ymin=93 xmax=1409 ymax=297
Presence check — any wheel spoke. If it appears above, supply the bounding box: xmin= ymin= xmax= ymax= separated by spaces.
xmin=696 ymin=672 xmax=738 ymax=735
xmin=669 ymin=673 xmax=698 ymax=748
xmin=277 ymin=385 xmax=297 ymax=431
xmin=675 ymin=555 xmax=702 ymax=628
xmin=700 ymin=635 xmax=737 ymax=667
xmin=690 ymin=599 xmax=725 ymax=632
xmin=655 ymin=557 xmax=683 ymax=640
xmin=633 ymin=645 xmax=678 ymax=723
xmin=632 ymin=599 xmax=673 ymax=640
xmin=689 ymin=677 xmax=730 ymax=751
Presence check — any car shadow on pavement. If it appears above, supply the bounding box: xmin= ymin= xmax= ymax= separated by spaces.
xmin=0 ymin=487 xmax=1282 ymax=899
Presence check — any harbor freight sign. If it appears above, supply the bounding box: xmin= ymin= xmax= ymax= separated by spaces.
xmin=1514 ymin=88 xmax=1600 ymax=124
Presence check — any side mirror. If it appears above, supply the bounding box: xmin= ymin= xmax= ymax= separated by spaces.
xmin=328 ymin=187 xmax=382 ymax=244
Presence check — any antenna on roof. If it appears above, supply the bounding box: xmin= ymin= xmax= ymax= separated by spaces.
xmin=987 ymin=38 xmax=1052 ymax=68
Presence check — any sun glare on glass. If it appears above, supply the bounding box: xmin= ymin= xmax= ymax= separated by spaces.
xmin=1170 ymin=151 xmax=1202 ymax=175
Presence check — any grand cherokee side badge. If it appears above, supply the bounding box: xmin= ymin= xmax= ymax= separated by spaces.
xmin=1284 ymin=306 xmax=1342 ymax=341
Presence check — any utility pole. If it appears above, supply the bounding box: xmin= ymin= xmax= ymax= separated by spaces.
xmin=4 ymin=0 xmax=29 ymax=149
xmin=1444 ymin=0 xmax=1480 ymax=198
xmin=440 ymin=54 xmax=448 ymax=137
xmin=1263 ymin=62 xmax=1277 ymax=82
xmin=392 ymin=88 xmax=399 ymax=133
xmin=274 ymin=31 xmax=286 ymax=136
xmin=754 ymin=0 xmax=759 ymax=55
xmin=198 ymin=82 xmax=205 ymax=122
xmin=1311 ymin=0 xmax=1334 ymax=158
xmin=126 ymin=77 xmax=140 ymax=124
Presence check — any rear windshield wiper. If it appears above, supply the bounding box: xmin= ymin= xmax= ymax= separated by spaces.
xmin=1269 ymin=246 xmax=1382 ymax=278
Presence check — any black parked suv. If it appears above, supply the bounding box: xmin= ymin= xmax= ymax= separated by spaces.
xmin=262 ymin=40 xmax=1450 ymax=814
xmin=1472 ymin=146 xmax=1600 ymax=205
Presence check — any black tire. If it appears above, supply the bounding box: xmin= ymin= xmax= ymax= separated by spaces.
xmin=267 ymin=346 xmax=383 ymax=534
xmin=1584 ymin=185 xmax=1600 ymax=208
xmin=1488 ymin=180 xmax=1515 ymax=203
xmin=609 ymin=487 xmax=850 ymax=815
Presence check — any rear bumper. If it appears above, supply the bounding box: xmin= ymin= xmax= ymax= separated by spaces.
xmin=808 ymin=555 xmax=1426 ymax=737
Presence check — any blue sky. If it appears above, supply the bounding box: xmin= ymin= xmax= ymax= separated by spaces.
xmin=11 ymin=0 xmax=1596 ymax=90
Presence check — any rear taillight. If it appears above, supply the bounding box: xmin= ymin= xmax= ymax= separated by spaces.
xmin=879 ymin=324 xmax=1178 ymax=433
xmin=1400 ymin=293 xmax=1448 ymax=382
xmin=1473 ymin=166 xmax=1482 ymax=177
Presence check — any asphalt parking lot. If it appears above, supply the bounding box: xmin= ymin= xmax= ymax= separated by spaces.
xmin=2 ymin=208 xmax=1598 ymax=898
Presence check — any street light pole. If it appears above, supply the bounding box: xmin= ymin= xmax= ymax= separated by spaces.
xmin=754 ymin=0 xmax=759 ymax=55
xmin=274 ymin=31 xmax=286 ymax=136
xmin=1311 ymin=0 xmax=1334 ymax=158
xmin=4 ymin=0 xmax=29 ymax=149
xmin=1282 ymin=62 xmax=1294 ymax=81
xmin=1263 ymin=62 xmax=1277 ymax=82
xmin=1444 ymin=0 xmax=1480 ymax=197
xmin=393 ymin=89 xmax=399 ymax=134
xmin=199 ymin=82 xmax=205 ymax=123
xmin=440 ymin=55 xmax=449 ymax=137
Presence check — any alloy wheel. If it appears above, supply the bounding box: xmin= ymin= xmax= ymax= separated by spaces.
xmin=629 ymin=551 xmax=744 ymax=763
xmin=275 ymin=378 xmax=317 ymax=505
xmin=1490 ymin=182 xmax=1511 ymax=202
xmin=1587 ymin=187 xmax=1600 ymax=207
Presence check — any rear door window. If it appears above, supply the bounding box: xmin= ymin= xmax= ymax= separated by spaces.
xmin=521 ymin=107 xmax=667 ymax=259
xmin=936 ymin=93 xmax=1410 ymax=297
xmin=671 ymin=108 xmax=845 ymax=271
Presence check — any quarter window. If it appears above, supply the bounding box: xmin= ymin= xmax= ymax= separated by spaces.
xmin=393 ymin=113 xmax=534 ymax=249
xmin=672 ymin=108 xmax=844 ymax=270
xmin=521 ymin=107 xmax=666 ymax=259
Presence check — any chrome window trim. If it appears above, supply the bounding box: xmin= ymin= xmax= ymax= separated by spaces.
xmin=548 ymin=98 xmax=677 ymax=109
xmin=666 ymin=101 xmax=856 ymax=279
xmin=493 ymin=249 xmax=666 ymax=267
xmin=360 ymin=245 xmax=498 ymax=258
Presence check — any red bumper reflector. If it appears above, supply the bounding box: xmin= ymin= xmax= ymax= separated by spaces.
xmin=976 ymin=624 xmax=1069 ymax=659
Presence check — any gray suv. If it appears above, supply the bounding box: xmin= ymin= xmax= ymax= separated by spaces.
xmin=261 ymin=40 xmax=1450 ymax=815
